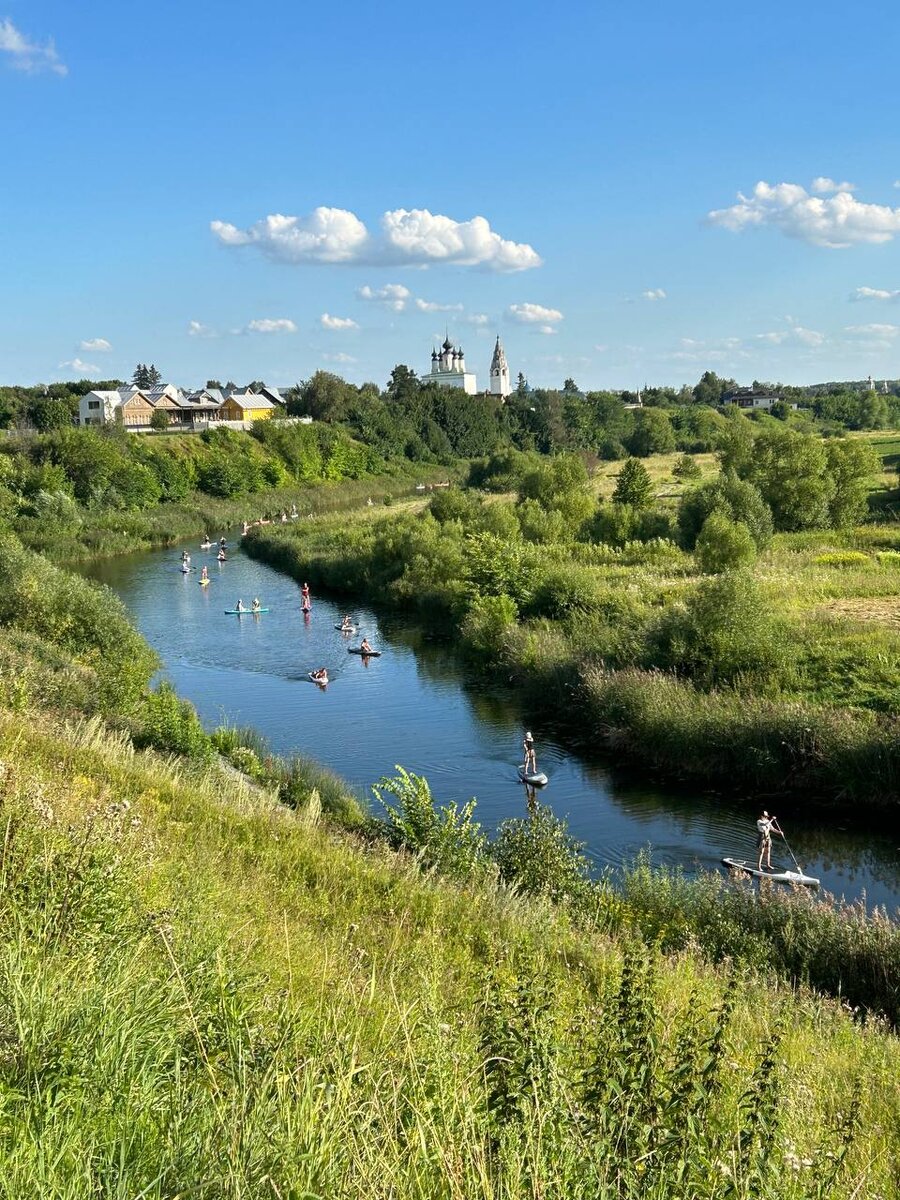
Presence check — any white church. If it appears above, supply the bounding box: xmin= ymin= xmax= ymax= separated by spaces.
xmin=423 ymin=334 xmax=511 ymax=399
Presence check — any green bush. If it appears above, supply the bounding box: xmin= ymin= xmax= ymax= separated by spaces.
xmin=673 ymin=452 xmax=702 ymax=479
xmin=649 ymin=571 xmax=791 ymax=685
xmin=695 ymin=513 xmax=757 ymax=573
xmin=876 ymin=550 xmax=900 ymax=566
xmin=373 ymin=767 xmax=488 ymax=880
xmin=460 ymin=593 xmax=518 ymax=657
xmin=137 ymin=683 xmax=213 ymax=760
xmin=678 ymin=472 xmax=773 ymax=550
xmin=492 ymin=804 xmax=591 ymax=905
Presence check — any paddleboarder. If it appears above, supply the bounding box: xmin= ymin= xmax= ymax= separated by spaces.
xmin=756 ymin=810 xmax=784 ymax=873
xmin=523 ymin=731 xmax=537 ymax=776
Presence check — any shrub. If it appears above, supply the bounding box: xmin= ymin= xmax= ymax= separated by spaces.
xmin=695 ymin=513 xmax=757 ymax=573
xmin=517 ymin=497 xmax=571 ymax=544
xmin=149 ymin=408 xmax=170 ymax=431
xmin=626 ymin=408 xmax=675 ymax=456
xmin=373 ymin=767 xmax=488 ymax=880
xmin=673 ymin=453 xmax=702 ymax=480
xmin=678 ymin=472 xmax=773 ymax=550
xmin=876 ymin=550 xmax=900 ymax=566
xmin=492 ymin=804 xmax=591 ymax=905
xmin=649 ymin=571 xmax=791 ymax=685
xmin=137 ymin=683 xmax=213 ymax=760
xmin=528 ymin=563 xmax=605 ymax=618
xmin=460 ymin=593 xmax=518 ymax=657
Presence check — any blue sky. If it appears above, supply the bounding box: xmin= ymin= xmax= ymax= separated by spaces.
xmin=4 ymin=0 xmax=900 ymax=391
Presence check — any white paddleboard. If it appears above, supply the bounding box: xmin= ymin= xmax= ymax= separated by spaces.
xmin=518 ymin=765 xmax=549 ymax=787
xmin=722 ymin=858 xmax=820 ymax=888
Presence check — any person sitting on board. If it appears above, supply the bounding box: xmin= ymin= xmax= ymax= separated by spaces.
xmin=251 ymin=597 xmax=262 ymax=613
xmin=340 ymin=614 xmax=354 ymax=631
xmin=359 ymin=637 xmax=373 ymax=654
xmin=311 ymin=667 xmax=328 ymax=684
xmin=219 ymin=537 xmax=227 ymax=548
xmin=756 ymin=810 xmax=783 ymax=873
xmin=235 ymin=598 xmax=245 ymax=613
xmin=218 ymin=550 xmax=227 ymax=561
xmin=523 ymin=731 xmax=537 ymax=775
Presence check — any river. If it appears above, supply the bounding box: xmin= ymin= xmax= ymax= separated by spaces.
xmin=83 ymin=537 xmax=900 ymax=911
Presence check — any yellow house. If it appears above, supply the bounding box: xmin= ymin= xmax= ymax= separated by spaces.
xmin=219 ymin=394 xmax=275 ymax=422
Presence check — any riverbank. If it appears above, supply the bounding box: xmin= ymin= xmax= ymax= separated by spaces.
xmin=17 ymin=464 xmax=457 ymax=562
xmin=243 ymin=497 xmax=900 ymax=812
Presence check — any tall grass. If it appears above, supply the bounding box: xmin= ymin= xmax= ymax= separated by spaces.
xmin=0 ymin=705 xmax=897 ymax=1197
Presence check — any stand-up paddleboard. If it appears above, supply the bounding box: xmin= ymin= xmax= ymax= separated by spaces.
xmin=722 ymin=858 xmax=820 ymax=887
xmin=180 ymin=566 xmax=191 ymax=573
xmin=302 ymin=605 xmax=311 ymax=613
xmin=308 ymin=672 xmax=328 ymax=685
xmin=199 ymin=578 xmax=210 ymax=587
xmin=518 ymin=765 xmax=549 ymax=787
xmin=224 ymin=608 xmax=269 ymax=614
xmin=348 ymin=646 xmax=381 ymax=656
xmin=335 ymin=624 xmax=357 ymax=633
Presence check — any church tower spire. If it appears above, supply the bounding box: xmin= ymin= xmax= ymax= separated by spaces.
xmin=489 ymin=335 xmax=511 ymax=399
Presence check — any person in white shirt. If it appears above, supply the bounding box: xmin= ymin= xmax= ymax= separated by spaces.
xmin=756 ymin=810 xmax=783 ymax=872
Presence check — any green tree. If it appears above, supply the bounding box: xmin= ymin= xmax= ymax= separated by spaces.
xmin=292 ymin=371 xmax=356 ymax=422
xmin=149 ymin=408 xmax=170 ymax=431
xmin=387 ymin=364 xmax=419 ymax=403
xmin=677 ymin=472 xmax=773 ymax=550
xmin=826 ymin=439 xmax=878 ymax=527
xmin=132 ymin=364 xmax=151 ymax=387
xmin=626 ymin=408 xmax=675 ymax=456
xmin=695 ymin=513 xmax=757 ymax=573
xmin=612 ymin=458 xmax=653 ymax=508
xmin=857 ymin=391 xmax=889 ymax=430
xmin=744 ymin=428 xmax=833 ymax=531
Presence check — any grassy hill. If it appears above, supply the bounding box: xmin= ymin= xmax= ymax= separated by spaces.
xmin=0 ymin=704 xmax=898 ymax=1198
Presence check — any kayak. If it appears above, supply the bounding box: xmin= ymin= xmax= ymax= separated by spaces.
xmin=224 ymin=608 xmax=269 ymax=614
xmin=722 ymin=858 xmax=820 ymax=888
xmin=518 ymin=766 xmax=549 ymax=787
xmin=335 ymin=624 xmax=357 ymax=633
xmin=348 ymin=647 xmax=381 ymax=656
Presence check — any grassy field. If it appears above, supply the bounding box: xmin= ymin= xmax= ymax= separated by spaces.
xmin=0 ymin=703 xmax=897 ymax=1198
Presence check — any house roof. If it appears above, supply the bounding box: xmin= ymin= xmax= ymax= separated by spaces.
xmin=225 ymin=393 xmax=275 ymax=410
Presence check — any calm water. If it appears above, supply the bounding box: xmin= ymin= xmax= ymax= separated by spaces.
xmin=84 ymin=538 xmax=900 ymax=910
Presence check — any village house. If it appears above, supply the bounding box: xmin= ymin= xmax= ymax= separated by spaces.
xmin=218 ymin=393 xmax=276 ymax=422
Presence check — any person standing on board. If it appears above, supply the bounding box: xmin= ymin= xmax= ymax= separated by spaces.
xmin=756 ymin=810 xmax=783 ymax=873
xmin=301 ymin=582 xmax=311 ymax=610
xmin=523 ymin=731 xmax=537 ymax=775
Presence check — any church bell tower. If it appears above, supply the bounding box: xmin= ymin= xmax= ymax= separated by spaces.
xmin=489 ymin=335 xmax=511 ymax=399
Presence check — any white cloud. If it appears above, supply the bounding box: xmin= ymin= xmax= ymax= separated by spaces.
xmin=811 ymin=176 xmax=856 ymax=194
xmin=79 ymin=337 xmax=111 ymax=352
xmin=708 ymin=180 xmax=900 ymax=248
xmin=462 ymin=313 xmax=490 ymax=327
xmin=212 ymin=206 xmax=541 ymax=271
xmin=246 ymin=318 xmax=297 ymax=334
xmin=320 ymin=313 xmax=358 ymax=331
xmin=188 ymin=319 xmax=216 ymax=338
xmin=357 ymin=283 xmax=410 ymax=311
xmin=508 ymin=302 xmax=564 ymax=327
xmin=755 ymin=319 xmax=825 ymax=348
xmin=379 ymin=209 xmax=541 ymax=271
xmin=641 ymin=288 xmax=667 ymax=301
xmin=322 ymin=352 xmax=357 ymax=364
xmin=669 ymin=336 xmax=749 ymax=363
xmin=852 ymin=285 xmax=900 ymax=301
xmin=58 ymin=358 xmax=98 ymax=375
xmin=845 ymin=323 xmax=900 ymax=338
xmin=0 ymin=18 xmax=66 ymax=76
xmin=415 ymin=298 xmax=464 ymax=312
